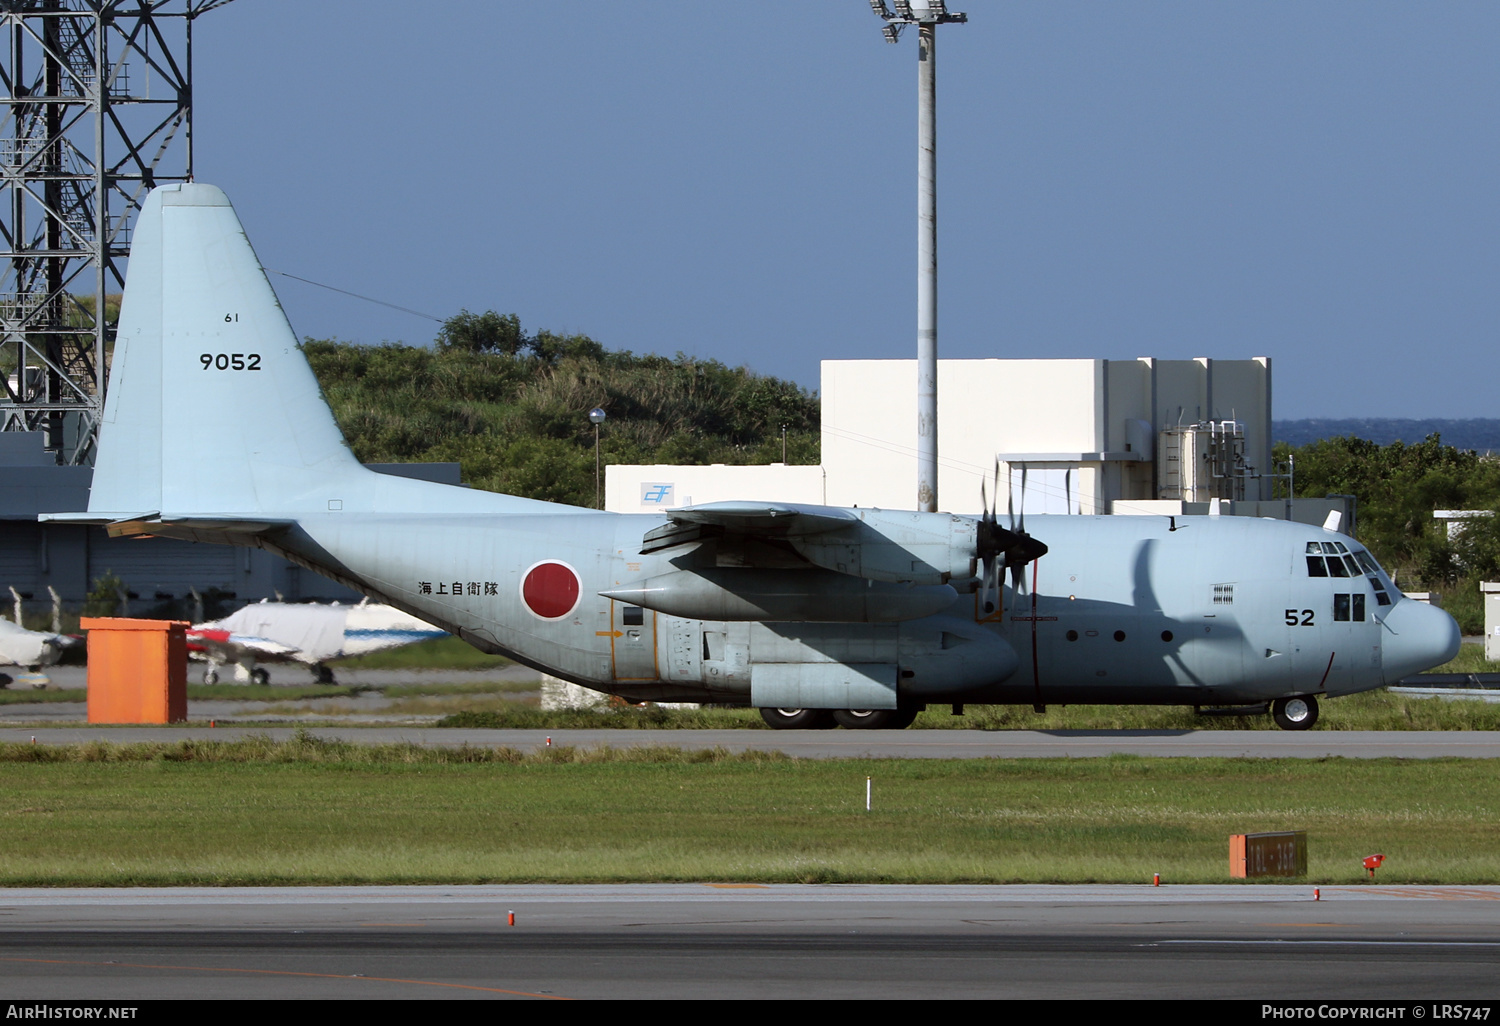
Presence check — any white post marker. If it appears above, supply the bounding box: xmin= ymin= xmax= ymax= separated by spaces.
xmin=866 ymin=776 xmax=872 ymax=811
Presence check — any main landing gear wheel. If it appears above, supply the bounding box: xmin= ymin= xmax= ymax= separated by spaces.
xmin=313 ymin=664 xmax=336 ymax=685
xmin=759 ymin=708 xmax=836 ymax=730
xmin=832 ymin=708 xmax=919 ymax=730
xmin=1272 ymin=695 xmax=1319 ymax=731
xmin=250 ymin=667 xmax=271 ymax=686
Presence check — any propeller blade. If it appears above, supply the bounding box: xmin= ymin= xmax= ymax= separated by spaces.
xmin=978 ymin=457 xmax=1048 ymax=599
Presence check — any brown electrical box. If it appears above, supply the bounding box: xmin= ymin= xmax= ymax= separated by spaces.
xmin=81 ymin=617 xmax=189 ymax=724
xmin=1230 ymin=831 xmax=1308 ymax=878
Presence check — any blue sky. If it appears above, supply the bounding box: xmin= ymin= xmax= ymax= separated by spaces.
xmin=189 ymin=1 xmax=1500 ymax=419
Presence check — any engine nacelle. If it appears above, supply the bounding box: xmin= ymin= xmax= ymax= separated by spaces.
xmin=789 ymin=509 xmax=978 ymax=585
xmin=601 ymin=568 xmax=958 ymax=623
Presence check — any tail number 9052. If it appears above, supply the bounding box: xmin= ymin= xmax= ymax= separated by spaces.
xmin=200 ymin=353 xmax=261 ymax=371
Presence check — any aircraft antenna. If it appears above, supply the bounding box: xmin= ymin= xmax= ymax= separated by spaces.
xmin=0 ymin=1 xmax=235 ymax=466
xmin=869 ymin=1 xmax=967 ymax=513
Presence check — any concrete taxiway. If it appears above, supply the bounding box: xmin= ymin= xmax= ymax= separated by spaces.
xmin=2 ymin=725 xmax=1499 ymax=758
xmin=1 ymin=884 xmax=1497 ymax=999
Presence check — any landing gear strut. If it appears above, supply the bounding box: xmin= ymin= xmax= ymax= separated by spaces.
xmin=1271 ymin=695 xmax=1320 ymax=731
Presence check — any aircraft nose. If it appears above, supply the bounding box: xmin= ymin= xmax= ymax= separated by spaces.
xmin=1382 ymin=597 xmax=1461 ymax=684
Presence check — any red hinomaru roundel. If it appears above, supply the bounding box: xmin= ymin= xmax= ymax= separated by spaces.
xmin=521 ymin=561 xmax=581 ymax=620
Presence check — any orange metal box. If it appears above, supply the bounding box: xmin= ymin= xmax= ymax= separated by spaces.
xmin=1230 ymin=831 xmax=1308 ymax=878
xmin=80 ymin=618 xmax=189 ymax=724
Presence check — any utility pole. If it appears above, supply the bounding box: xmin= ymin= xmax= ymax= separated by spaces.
xmin=870 ymin=0 xmax=966 ymax=513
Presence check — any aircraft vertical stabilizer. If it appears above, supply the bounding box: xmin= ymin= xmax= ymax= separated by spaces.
xmin=90 ymin=183 xmax=363 ymax=516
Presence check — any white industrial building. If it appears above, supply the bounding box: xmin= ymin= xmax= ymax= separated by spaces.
xmin=609 ymin=356 xmax=1344 ymax=527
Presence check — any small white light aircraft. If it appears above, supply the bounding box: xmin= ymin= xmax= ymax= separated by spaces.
xmin=44 ymin=184 xmax=1461 ymax=729
xmin=0 ymin=618 xmax=75 ymax=688
xmin=188 ymin=599 xmax=448 ymax=685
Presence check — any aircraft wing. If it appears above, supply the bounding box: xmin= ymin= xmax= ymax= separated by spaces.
xmin=639 ymin=500 xmax=1000 ymax=588
xmin=641 ymin=502 xmax=859 ymax=553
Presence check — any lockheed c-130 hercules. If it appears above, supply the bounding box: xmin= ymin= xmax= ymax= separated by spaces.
xmin=47 ymin=184 xmax=1461 ymax=730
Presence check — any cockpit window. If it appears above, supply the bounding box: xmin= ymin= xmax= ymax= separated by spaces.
xmin=1304 ymin=543 xmax=1396 ymax=606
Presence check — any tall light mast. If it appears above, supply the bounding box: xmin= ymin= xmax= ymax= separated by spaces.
xmin=869 ymin=0 xmax=966 ymax=513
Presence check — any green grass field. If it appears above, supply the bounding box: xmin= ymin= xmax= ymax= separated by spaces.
xmin=330 ymin=635 xmax=512 ymax=670
xmin=0 ymin=736 xmax=1495 ymax=887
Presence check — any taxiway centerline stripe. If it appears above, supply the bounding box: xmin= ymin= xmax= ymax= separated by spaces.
xmin=0 ymin=957 xmax=572 ymax=999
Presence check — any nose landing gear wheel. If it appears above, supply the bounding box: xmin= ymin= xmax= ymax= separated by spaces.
xmin=1272 ymin=695 xmax=1319 ymax=731
xmin=831 ymin=708 xmax=919 ymax=730
xmin=758 ymin=708 xmax=836 ymax=730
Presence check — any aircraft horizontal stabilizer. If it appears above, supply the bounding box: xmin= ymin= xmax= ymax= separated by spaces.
xmin=41 ymin=512 xmax=293 ymax=544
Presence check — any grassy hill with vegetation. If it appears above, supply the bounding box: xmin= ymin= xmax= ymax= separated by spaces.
xmin=303 ymin=310 xmax=818 ymax=508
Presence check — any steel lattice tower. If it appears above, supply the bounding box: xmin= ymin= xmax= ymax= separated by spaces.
xmin=1 ymin=0 xmax=232 ymax=466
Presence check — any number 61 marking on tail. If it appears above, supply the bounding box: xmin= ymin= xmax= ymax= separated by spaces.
xmin=200 ymin=353 xmax=261 ymax=371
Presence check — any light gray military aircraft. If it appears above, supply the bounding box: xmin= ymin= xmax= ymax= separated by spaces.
xmin=46 ymin=184 xmax=1461 ymax=729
